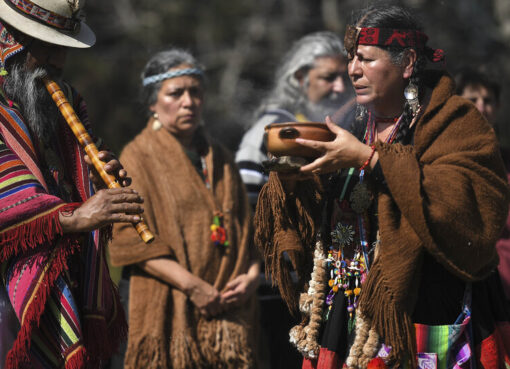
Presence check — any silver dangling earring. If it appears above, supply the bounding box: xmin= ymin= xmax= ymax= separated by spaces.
xmin=152 ymin=112 xmax=162 ymax=131
xmin=404 ymin=81 xmax=420 ymax=117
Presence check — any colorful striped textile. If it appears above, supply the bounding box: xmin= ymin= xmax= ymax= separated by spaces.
xmin=373 ymin=285 xmax=474 ymax=369
xmin=5 ymin=249 xmax=83 ymax=369
xmin=0 ymin=76 xmax=126 ymax=369
xmin=414 ymin=316 xmax=472 ymax=369
xmin=413 ymin=284 xmax=473 ymax=369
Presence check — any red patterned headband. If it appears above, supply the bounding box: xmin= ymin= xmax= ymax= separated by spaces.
xmin=5 ymin=0 xmax=81 ymax=34
xmin=344 ymin=25 xmax=445 ymax=63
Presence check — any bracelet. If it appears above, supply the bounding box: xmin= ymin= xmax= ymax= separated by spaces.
xmin=359 ymin=145 xmax=376 ymax=171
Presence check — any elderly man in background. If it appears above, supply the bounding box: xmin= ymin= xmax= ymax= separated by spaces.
xmin=236 ymin=31 xmax=353 ymax=208
xmin=235 ymin=31 xmax=353 ymax=368
xmin=0 ymin=0 xmax=144 ymax=368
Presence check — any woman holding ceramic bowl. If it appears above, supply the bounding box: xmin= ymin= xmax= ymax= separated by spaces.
xmin=255 ymin=4 xmax=510 ymax=369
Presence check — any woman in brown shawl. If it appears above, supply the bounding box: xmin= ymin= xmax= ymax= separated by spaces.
xmin=255 ymin=4 xmax=510 ymax=369
xmin=109 ymin=49 xmax=260 ymax=369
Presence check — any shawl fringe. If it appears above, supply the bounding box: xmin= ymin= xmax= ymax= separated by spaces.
xmin=170 ymin=331 xmax=204 ymax=369
xmin=159 ymin=318 xmax=256 ymax=369
xmin=126 ymin=336 xmax=165 ymax=369
xmin=5 ymin=234 xmax=82 ymax=369
xmin=358 ymin=261 xmax=417 ymax=369
xmin=254 ymin=171 xmax=323 ymax=312
xmin=197 ymin=318 xmax=254 ymax=369
xmin=271 ymin=231 xmax=305 ymax=313
xmin=0 ymin=203 xmax=81 ymax=262
xmin=63 ymin=345 xmax=88 ymax=369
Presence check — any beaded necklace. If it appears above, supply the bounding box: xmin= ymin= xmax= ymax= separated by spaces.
xmin=325 ymin=111 xmax=403 ymax=328
xmin=357 ymin=111 xmax=403 ymax=267
xmin=364 ymin=112 xmax=403 ymax=145
xmin=200 ymin=156 xmax=229 ymax=248
xmin=200 ymin=156 xmax=211 ymax=190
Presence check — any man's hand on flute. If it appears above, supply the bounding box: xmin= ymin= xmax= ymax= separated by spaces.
xmin=58 ymin=188 xmax=144 ymax=233
xmin=60 ymin=150 xmax=143 ymax=233
xmin=84 ymin=150 xmax=132 ymax=189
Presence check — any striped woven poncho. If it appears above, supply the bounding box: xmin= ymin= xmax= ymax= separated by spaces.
xmin=0 ymin=77 xmax=126 ymax=368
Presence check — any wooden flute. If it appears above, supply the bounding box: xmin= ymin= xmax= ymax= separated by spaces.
xmin=43 ymin=77 xmax=155 ymax=244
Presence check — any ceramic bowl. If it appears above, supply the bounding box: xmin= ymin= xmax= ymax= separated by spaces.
xmin=264 ymin=122 xmax=335 ymax=158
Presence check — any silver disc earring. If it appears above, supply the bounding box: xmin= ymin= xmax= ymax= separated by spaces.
xmin=404 ymin=81 xmax=420 ymax=116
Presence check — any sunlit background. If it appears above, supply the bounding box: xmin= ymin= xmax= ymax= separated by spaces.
xmin=66 ymin=0 xmax=510 ymax=154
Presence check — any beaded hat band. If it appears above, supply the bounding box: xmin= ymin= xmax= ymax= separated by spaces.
xmin=142 ymin=68 xmax=204 ymax=87
xmin=6 ymin=0 xmax=81 ymax=33
xmin=0 ymin=0 xmax=95 ymax=48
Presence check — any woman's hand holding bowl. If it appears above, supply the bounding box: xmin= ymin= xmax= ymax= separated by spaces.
xmin=297 ymin=116 xmax=374 ymax=174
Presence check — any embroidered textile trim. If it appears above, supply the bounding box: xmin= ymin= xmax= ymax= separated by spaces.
xmin=0 ymin=22 xmax=24 ymax=71
xmin=344 ymin=25 xmax=445 ymax=63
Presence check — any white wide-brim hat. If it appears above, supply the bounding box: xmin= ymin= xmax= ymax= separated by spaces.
xmin=0 ymin=0 xmax=95 ymax=48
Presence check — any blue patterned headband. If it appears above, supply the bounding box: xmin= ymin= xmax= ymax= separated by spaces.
xmin=142 ymin=68 xmax=204 ymax=86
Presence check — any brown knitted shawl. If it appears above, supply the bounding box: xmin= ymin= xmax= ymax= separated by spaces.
xmin=109 ymin=123 xmax=257 ymax=369
xmin=255 ymin=70 xmax=510 ymax=367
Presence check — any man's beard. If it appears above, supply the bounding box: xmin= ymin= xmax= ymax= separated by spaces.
xmin=302 ymin=91 xmax=352 ymax=122
xmin=3 ymin=65 xmax=63 ymax=143
xmin=297 ymin=87 xmax=350 ymax=122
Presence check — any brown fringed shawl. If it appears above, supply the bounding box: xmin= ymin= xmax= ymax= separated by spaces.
xmin=254 ymin=172 xmax=323 ymax=313
xmin=254 ymin=70 xmax=510 ymax=367
xmin=109 ymin=123 xmax=258 ymax=369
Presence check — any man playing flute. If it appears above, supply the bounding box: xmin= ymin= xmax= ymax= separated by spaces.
xmin=0 ymin=0 xmax=144 ymax=368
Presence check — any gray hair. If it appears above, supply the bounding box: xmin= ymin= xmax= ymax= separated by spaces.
xmin=261 ymin=31 xmax=346 ymax=113
xmin=3 ymin=64 xmax=61 ymax=143
xmin=140 ymin=48 xmax=204 ymax=114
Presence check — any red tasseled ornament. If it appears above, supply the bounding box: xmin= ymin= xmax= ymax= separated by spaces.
xmin=367 ymin=357 xmax=388 ymax=369
xmin=211 ymin=226 xmax=227 ymax=245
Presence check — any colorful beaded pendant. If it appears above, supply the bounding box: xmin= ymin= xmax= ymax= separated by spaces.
xmin=210 ymin=211 xmax=229 ymax=247
xmin=325 ymin=221 xmax=367 ymax=328
xmin=201 ymin=157 xmax=229 ymax=248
